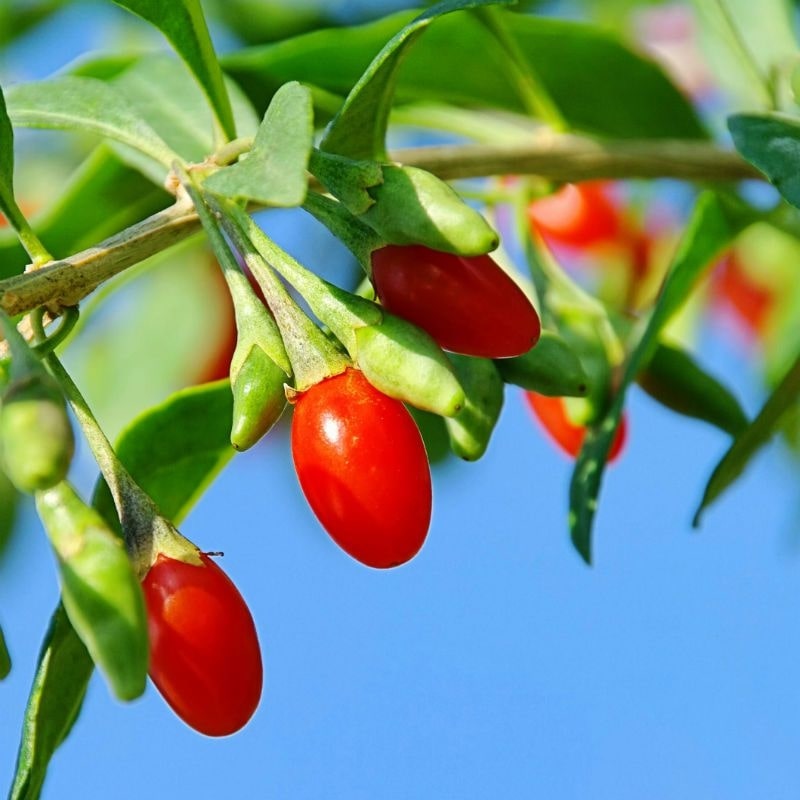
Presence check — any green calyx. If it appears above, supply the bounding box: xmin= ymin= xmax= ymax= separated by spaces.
xmin=216 ymin=200 xmax=464 ymax=417
xmin=309 ymin=150 xmax=499 ymax=256
xmin=226 ymin=265 xmax=291 ymax=451
xmin=174 ymin=162 xmax=292 ymax=448
xmin=444 ymin=355 xmax=505 ymax=461
xmin=35 ymin=481 xmax=149 ymax=702
xmin=495 ymin=329 xmax=589 ymax=398
xmin=207 ymin=194 xmax=351 ymax=393
xmin=362 ymin=165 xmax=499 ymax=256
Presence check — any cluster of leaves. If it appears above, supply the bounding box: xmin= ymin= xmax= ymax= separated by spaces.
xmin=0 ymin=0 xmax=799 ymax=797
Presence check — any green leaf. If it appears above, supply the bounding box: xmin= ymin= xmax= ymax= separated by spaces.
xmin=4 ymin=76 xmax=178 ymax=169
xmin=107 ymin=55 xmax=260 ymax=182
xmin=0 ymin=1 xmax=69 ymax=48
xmin=569 ymin=193 xmax=752 ymax=564
xmin=9 ymin=605 xmax=93 ymax=800
xmin=320 ymin=0 xmax=515 ymax=159
xmin=0 ymin=463 xmax=19 ymax=557
xmin=224 ymin=9 xmax=704 ymax=140
xmin=205 ymin=81 xmax=313 ymax=206
xmin=0 ymin=83 xmax=40 ymax=252
xmin=691 ymin=0 xmax=797 ymax=109
xmin=112 ymin=0 xmax=236 ymax=141
xmin=729 ymin=113 xmax=800 ymax=209
xmin=0 ymin=83 xmax=19 ymax=226
xmin=10 ymin=381 xmax=235 ymax=800
xmin=637 ymin=342 xmax=748 ymax=436
xmin=694 ymin=351 xmax=800 ymax=526
xmin=92 ymin=381 xmax=235 ymax=526
xmin=307 ymin=151 xmax=383 ymax=215
xmin=0 ymin=623 xmax=10 ymax=680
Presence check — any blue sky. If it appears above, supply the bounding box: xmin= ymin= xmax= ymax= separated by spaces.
xmin=2 ymin=3 xmax=800 ymax=799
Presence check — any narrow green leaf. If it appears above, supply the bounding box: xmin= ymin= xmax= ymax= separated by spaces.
xmin=637 ymin=342 xmax=748 ymax=436
xmin=108 ymin=54 xmax=260 ymax=181
xmin=10 ymin=381 xmax=235 ymax=800
xmin=694 ymin=351 xmax=800 ymax=526
xmin=569 ymin=193 xmax=751 ymax=564
xmin=205 ymin=81 xmax=313 ymax=206
xmin=9 ymin=605 xmax=93 ymax=800
xmin=112 ymin=0 xmax=237 ymax=141
xmin=729 ymin=113 xmax=800 ymax=209
xmin=0 ymin=1 xmax=70 ymax=48
xmin=0 ymin=623 xmax=10 ymax=679
xmin=320 ymin=0 xmax=515 ymax=159
xmin=0 ymin=465 xmax=19 ymax=557
xmin=0 ymin=83 xmax=19 ymax=225
xmin=0 ymin=82 xmax=43 ymax=261
xmin=5 ymin=76 xmax=178 ymax=168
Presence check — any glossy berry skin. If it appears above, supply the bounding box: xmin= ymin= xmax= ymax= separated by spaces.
xmin=291 ymin=369 xmax=431 ymax=569
xmin=525 ymin=391 xmax=627 ymax=463
xmin=527 ymin=182 xmax=622 ymax=249
xmin=370 ymin=245 xmax=540 ymax=359
xmin=142 ymin=553 xmax=263 ymax=737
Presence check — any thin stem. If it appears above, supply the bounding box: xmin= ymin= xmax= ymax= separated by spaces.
xmin=175 ymin=165 xmax=291 ymax=375
xmin=213 ymin=136 xmax=255 ymax=166
xmin=31 ymin=310 xmax=160 ymax=569
xmin=2 ymin=198 xmax=53 ymax=266
xmin=16 ymin=221 xmax=52 ymax=267
xmin=32 ymin=306 xmax=79 ymax=355
xmin=210 ymin=195 xmax=350 ymax=391
xmin=0 ymin=137 xmax=761 ymax=337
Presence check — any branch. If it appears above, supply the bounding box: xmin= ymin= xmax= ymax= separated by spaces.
xmin=395 ymin=136 xmax=761 ymax=182
xmin=0 ymin=136 xmax=760 ymax=329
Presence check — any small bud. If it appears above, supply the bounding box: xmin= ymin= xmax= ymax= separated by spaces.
xmin=1 ymin=375 xmax=74 ymax=493
xmin=230 ymin=345 xmax=288 ymax=451
xmin=444 ymin=356 xmax=504 ymax=461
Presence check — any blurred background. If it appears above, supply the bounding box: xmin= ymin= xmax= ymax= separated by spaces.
xmin=1 ymin=1 xmax=800 ymax=798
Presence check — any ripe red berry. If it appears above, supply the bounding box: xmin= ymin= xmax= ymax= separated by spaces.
xmin=525 ymin=391 xmax=627 ymax=463
xmin=527 ymin=181 xmax=622 ymax=249
xmin=370 ymin=245 xmax=540 ymax=358
xmin=291 ymin=368 xmax=431 ymax=568
xmin=142 ymin=553 xmax=263 ymax=737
